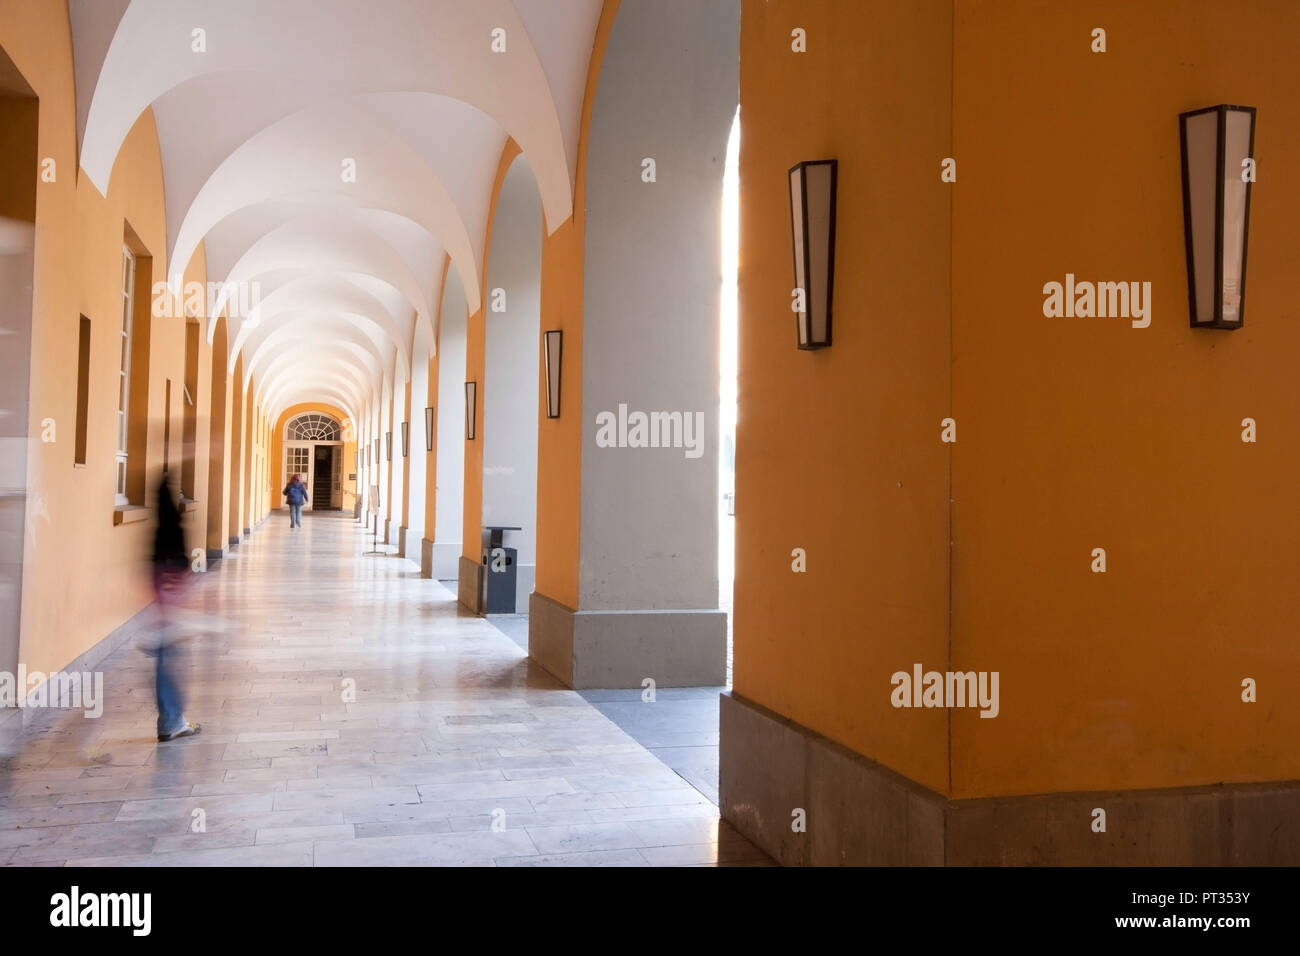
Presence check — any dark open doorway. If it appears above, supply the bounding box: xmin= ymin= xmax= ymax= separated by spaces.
xmin=312 ymin=445 xmax=336 ymax=510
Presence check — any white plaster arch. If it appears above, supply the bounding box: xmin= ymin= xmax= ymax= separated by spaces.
xmin=80 ymin=0 xmax=579 ymax=233
xmin=229 ymin=275 xmax=412 ymax=379
xmin=173 ymin=100 xmax=480 ymax=316
xmin=260 ymin=354 xmax=372 ymax=422
xmin=209 ymin=222 xmax=431 ymax=356
xmin=246 ymin=321 xmax=390 ymax=398
xmin=203 ymin=205 xmax=445 ymax=314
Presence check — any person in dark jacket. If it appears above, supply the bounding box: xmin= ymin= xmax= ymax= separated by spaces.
xmin=283 ymin=473 xmax=308 ymax=528
xmin=152 ymin=471 xmax=200 ymax=741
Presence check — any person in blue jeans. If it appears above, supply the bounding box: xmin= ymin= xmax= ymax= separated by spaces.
xmin=152 ymin=472 xmax=200 ymax=741
xmin=283 ymin=473 xmax=308 ymax=528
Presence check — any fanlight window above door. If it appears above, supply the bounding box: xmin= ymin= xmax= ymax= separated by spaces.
xmin=286 ymin=413 xmax=341 ymax=441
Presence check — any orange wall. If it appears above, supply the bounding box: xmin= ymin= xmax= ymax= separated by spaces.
xmin=530 ymin=1 xmax=619 ymax=611
xmin=735 ymin=0 xmax=1300 ymax=801
xmin=4 ymin=2 xmax=196 ymax=675
xmin=950 ymin=0 xmax=1300 ymax=797
xmin=206 ymin=316 xmax=230 ymax=552
xmin=733 ymin=0 xmax=954 ymax=793
xmin=2 ymin=3 xmax=273 ymax=675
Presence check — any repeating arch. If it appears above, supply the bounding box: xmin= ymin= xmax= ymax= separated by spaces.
xmin=76 ymin=0 xmax=602 ymax=427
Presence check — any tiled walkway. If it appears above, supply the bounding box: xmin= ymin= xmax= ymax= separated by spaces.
xmin=0 ymin=512 xmax=768 ymax=866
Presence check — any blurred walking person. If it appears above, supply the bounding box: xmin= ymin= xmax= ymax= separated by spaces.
xmin=283 ymin=473 xmax=308 ymax=529
xmin=151 ymin=472 xmax=200 ymax=741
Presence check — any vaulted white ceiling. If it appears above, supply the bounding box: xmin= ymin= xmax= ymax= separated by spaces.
xmin=70 ymin=0 xmax=603 ymax=425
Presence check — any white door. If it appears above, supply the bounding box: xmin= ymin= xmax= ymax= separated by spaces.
xmin=285 ymin=445 xmax=311 ymax=509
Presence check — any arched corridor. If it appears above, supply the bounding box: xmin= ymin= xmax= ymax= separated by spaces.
xmin=3 ymin=0 xmax=1300 ymax=902
xmin=0 ymin=513 xmax=765 ymax=866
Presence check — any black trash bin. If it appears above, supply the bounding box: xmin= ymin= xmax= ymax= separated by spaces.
xmin=481 ymin=526 xmax=521 ymax=614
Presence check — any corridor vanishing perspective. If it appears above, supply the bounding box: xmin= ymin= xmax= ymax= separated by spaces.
xmin=0 ymin=516 xmax=765 ymax=867
xmin=4 ymin=0 xmax=1300 ymax=912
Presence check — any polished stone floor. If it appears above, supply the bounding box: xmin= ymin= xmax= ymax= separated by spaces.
xmin=0 ymin=512 xmax=768 ymax=866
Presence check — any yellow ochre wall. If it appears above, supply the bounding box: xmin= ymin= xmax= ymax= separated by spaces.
xmin=733 ymin=0 xmax=955 ymax=794
xmin=734 ymin=0 xmax=1300 ymax=800
xmin=529 ymin=0 xmax=619 ymax=612
xmin=949 ymin=0 xmax=1300 ymax=797
xmin=1 ymin=3 xmax=271 ymax=677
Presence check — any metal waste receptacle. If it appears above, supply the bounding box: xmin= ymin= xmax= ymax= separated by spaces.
xmin=481 ymin=526 xmax=521 ymax=614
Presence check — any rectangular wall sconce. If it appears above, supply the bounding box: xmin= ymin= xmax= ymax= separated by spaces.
xmin=385 ymin=431 xmax=392 ymax=462
xmin=424 ymin=406 xmax=434 ymax=451
xmin=788 ymin=159 xmax=838 ymax=349
xmin=465 ymin=381 xmax=477 ymax=440
xmin=400 ymin=421 xmax=409 ymax=457
xmin=1179 ymin=105 xmax=1255 ymax=329
xmin=374 ymin=438 xmax=380 ymax=465
xmin=544 ymin=330 xmax=563 ymax=418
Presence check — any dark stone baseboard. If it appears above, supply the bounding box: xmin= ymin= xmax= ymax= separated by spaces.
xmin=720 ymin=691 xmax=1300 ymax=866
xmin=457 ymin=554 xmax=484 ymax=614
xmin=420 ymin=537 xmax=434 ymax=579
xmin=528 ymin=591 xmax=575 ymax=686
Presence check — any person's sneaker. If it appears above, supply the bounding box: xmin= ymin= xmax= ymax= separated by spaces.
xmin=158 ymin=721 xmax=202 ymax=742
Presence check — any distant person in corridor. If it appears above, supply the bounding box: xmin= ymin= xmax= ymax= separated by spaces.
xmin=151 ymin=471 xmax=200 ymax=741
xmin=284 ymin=473 xmax=308 ymax=528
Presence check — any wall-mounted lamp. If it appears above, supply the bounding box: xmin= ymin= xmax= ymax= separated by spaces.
xmin=465 ymin=382 xmax=477 ymax=440
xmin=424 ymin=406 xmax=434 ymax=451
xmin=385 ymin=431 xmax=392 ymax=462
xmin=1180 ymin=105 xmax=1255 ymax=329
xmin=544 ymin=330 xmax=563 ymax=418
xmin=374 ymin=438 xmax=380 ymax=466
xmin=788 ymin=159 xmax=838 ymax=349
xmin=400 ymin=422 xmax=409 ymax=457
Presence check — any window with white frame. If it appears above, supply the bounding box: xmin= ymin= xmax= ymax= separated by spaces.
xmin=286 ymin=446 xmax=310 ymax=477
xmin=116 ymin=246 xmax=135 ymax=504
xmin=286 ymin=413 xmax=340 ymax=441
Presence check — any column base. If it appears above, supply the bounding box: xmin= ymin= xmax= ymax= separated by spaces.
xmin=528 ymin=591 xmax=726 ymax=689
xmin=420 ymin=537 xmax=434 ymax=579
xmin=458 ymin=554 xmax=484 ymax=614
xmin=719 ymin=691 xmax=1300 ymax=866
xmin=397 ymin=525 xmax=408 ymax=556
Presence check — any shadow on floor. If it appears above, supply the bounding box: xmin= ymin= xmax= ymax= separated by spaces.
xmin=484 ymin=613 xmax=724 ymax=806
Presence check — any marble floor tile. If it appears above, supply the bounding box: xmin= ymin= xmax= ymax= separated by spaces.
xmin=0 ymin=513 xmax=767 ymax=867
xmin=496 ymin=848 xmax=648 ymax=867
xmin=524 ymin=822 xmax=647 ymax=855
xmin=313 ymin=829 xmax=536 ymax=866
